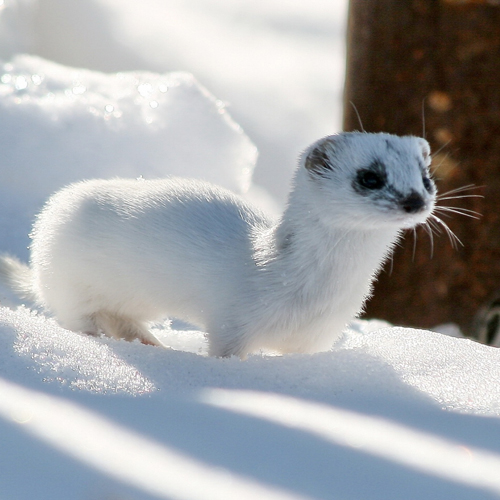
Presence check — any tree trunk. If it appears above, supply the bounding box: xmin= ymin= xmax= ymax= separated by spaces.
xmin=343 ymin=0 xmax=500 ymax=339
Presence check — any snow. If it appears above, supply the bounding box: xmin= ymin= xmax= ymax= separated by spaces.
xmin=2 ymin=308 xmax=500 ymax=499
xmin=0 ymin=54 xmax=257 ymax=259
xmin=1 ymin=1 xmax=500 ymax=499
xmin=1 ymin=0 xmax=344 ymax=205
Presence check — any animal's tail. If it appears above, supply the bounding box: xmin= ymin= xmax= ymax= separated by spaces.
xmin=0 ymin=254 xmax=36 ymax=303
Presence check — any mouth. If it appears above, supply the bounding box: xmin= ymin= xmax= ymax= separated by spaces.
xmin=381 ymin=205 xmax=433 ymax=229
xmin=400 ymin=208 xmax=433 ymax=228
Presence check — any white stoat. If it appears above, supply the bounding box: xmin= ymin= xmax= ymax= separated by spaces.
xmin=0 ymin=132 xmax=436 ymax=357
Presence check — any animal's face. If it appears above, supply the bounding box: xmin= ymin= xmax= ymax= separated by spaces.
xmin=303 ymin=132 xmax=436 ymax=230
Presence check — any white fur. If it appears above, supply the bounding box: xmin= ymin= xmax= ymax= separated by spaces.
xmin=0 ymin=132 xmax=435 ymax=357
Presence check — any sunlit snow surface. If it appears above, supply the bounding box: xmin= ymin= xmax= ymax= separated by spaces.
xmin=2 ymin=305 xmax=500 ymax=499
xmin=3 ymin=305 xmax=500 ymax=416
xmin=2 ymin=306 xmax=156 ymax=394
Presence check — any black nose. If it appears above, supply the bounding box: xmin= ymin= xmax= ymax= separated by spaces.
xmin=401 ymin=192 xmax=426 ymax=214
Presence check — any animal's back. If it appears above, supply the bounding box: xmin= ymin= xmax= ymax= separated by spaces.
xmin=31 ymin=177 xmax=271 ymax=329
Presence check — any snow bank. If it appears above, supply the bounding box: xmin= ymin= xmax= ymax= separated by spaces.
xmin=0 ymin=0 xmax=345 ymax=204
xmin=0 ymin=55 xmax=256 ymax=258
xmin=2 ymin=305 xmax=500 ymax=499
xmin=3 ymin=306 xmax=500 ymax=416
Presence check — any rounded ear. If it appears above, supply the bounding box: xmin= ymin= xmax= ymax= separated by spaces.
xmin=417 ymin=138 xmax=431 ymax=166
xmin=304 ymin=136 xmax=338 ymax=177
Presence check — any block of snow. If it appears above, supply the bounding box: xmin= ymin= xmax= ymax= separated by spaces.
xmin=0 ymin=54 xmax=257 ymax=258
xmin=2 ymin=305 xmax=500 ymax=499
xmin=0 ymin=0 xmax=343 ymax=206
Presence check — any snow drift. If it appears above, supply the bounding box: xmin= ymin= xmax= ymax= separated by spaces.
xmin=0 ymin=54 xmax=256 ymax=259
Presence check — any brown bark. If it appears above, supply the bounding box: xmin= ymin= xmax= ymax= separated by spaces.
xmin=343 ymin=0 xmax=500 ymax=337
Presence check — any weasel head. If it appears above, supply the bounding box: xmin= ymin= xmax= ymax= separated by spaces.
xmin=300 ymin=132 xmax=436 ymax=230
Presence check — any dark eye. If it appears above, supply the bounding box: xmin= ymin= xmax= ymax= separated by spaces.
xmin=422 ymin=176 xmax=433 ymax=193
xmin=357 ymin=170 xmax=385 ymax=190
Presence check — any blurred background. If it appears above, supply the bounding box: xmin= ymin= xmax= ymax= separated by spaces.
xmin=0 ymin=0 xmax=346 ymax=205
xmin=343 ymin=0 xmax=500 ymax=343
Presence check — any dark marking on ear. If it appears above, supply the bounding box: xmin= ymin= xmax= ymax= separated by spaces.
xmin=305 ymin=144 xmax=333 ymax=178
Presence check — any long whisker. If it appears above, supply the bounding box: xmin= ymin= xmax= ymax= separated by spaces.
xmin=430 ymin=155 xmax=449 ymax=179
xmin=349 ymin=101 xmax=365 ymax=133
xmin=430 ymin=214 xmax=463 ymax=249
xmin=432 ymin=210 xmax=454 ymax=220
xmin=438 ymin=195 xmax=483 ymax=202
xmin=430 ymin=140 xmax=451 ymax=159
xmin=436 ymin=184 xmax=483 ymax=199
xmin=427 ymin=217 xmax=444 ymax=236
xmin=434 ymin=206 xmax=482 ymax=219
xmin=411 ymin=227 xmax=417 ymax=261
xmin=436 ymin=206 xmax=482 ymax=217
xmin=420 ymin=221 xmax=435 ymax=258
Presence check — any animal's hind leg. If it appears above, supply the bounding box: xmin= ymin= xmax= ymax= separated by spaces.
xmin=91 ymin=311 xmax=164 ymax=347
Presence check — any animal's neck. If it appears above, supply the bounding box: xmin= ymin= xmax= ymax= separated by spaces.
xmin=259 ymin=181 xmax=401 ymax=314
xmin=243 ymin=175 xmax=404 ymax=354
